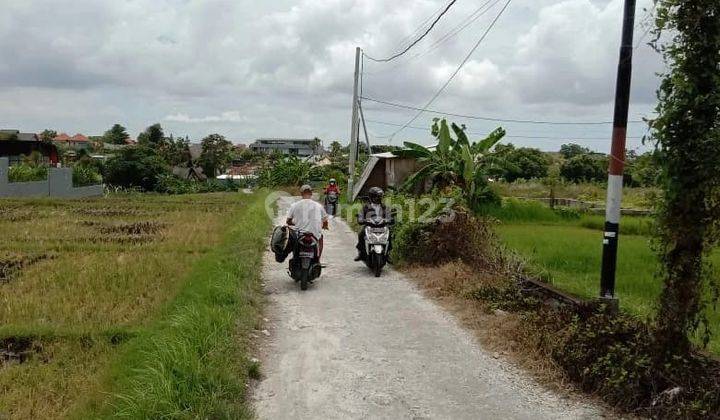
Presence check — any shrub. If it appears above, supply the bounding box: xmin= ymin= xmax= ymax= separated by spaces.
xmin=155 ymin=174 xmax=240 ymax=195
xmin=560 ymin=154 xmax=608 ymax=183
xmin=72 ymin=164 xmax=102 ymax=187
xmin=8 ymin=164 xmax=47 ymax=182
xmin=104 ymin=146 xmax=170 ymax=191
xmin=257 ymin=156 xmax=312 ymax=187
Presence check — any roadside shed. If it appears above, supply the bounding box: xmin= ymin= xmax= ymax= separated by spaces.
xmin=351 ymin=152 xmax=422 ymax=201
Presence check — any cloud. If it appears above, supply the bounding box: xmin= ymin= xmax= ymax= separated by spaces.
xmin=0 ymin=0 xmax=662 ymax=152
xmin=165 ymin=111 xmax=247 ymax=123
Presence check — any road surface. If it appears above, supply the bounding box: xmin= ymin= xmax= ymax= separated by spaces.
xmin=253 ymin=196 xmax=601 ymax=419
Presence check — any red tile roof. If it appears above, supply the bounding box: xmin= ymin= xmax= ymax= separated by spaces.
xmin=70 ymin=133 xmax=89 ymax=142
xmin=54 ymin=133 xmax=71 ymax=141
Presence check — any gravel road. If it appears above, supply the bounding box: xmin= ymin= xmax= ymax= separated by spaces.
xmin=253 ymin=196 xmax=601 ymax=419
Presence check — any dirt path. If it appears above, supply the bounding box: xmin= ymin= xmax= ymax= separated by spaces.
xmin=253 ymin=197 xmax=601 ymax=419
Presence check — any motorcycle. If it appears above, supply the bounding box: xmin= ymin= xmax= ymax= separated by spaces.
xmin=325 ymin=191 xmax=338 ymax=216
xmin=287 ymin=228 xmax=322 ymax=290
xmin=360 ymin=216 xmax=391 ymax=277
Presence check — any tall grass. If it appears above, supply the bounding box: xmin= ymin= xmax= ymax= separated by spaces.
xmin=79 ymin=192 xmax=270 ymax=418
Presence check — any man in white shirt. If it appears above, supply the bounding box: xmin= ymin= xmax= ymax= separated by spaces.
xmin=286 ymin=184 xmax=329 ymax=255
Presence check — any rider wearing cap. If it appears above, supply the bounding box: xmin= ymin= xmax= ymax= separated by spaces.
xmin=286 ymin=184 xmax=329 ymax=256
xmin=354 ymin=187 xmax=393 ymax=261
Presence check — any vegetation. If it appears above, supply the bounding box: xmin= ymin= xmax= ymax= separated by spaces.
xmin=102 ymin=124 xmax=130 ymax=145
xmin=0 ymin=192 xmax=270 ymax=419
xmin=72 ymin=164 xmax=102 ymax=187
xmin=8 ymin=163 xmax=47 ymax=182
xmin=198 ymin=133 xmax=233 ymax=177
xmin=39 ymin=129 xmax=57 ymax=143
xmin=489 ymin=144 xmax=550 ymax=182
xmin=103 ymin=146 xmax=170 ymax=191
xmin=559 ymin=153 xmax=608 ymax=183
xmin=396 ymin=118 xmax=505 ymax=208
xmin=649 ymin=0 xmax=720 ymax=357
xmin=257 ymin=155 xmax=312 ymax=187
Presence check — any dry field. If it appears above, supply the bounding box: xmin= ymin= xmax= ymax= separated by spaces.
xmin=0 ymin=192 xmax=269 ymax=419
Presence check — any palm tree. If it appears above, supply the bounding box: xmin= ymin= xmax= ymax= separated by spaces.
xmin=395 ymin=119 xmax=505 ymax=204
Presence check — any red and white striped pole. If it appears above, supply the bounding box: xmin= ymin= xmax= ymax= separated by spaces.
xmin=600 ymin=0 xmax=636 ymax=302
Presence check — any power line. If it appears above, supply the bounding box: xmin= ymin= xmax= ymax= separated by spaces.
xmin=391 ymin=2 xmax=449 ymax=52
xmin=362 ymin=96 xmax=647 ymax=125
xmin=363 ymin=0 xmax=501 ymax=77
xmin=364 ymin=0 xmax=458 ymax=63
xmin=386 ymin=0 xmax=513 ymax=141
xmin=365 ymin=118 xmax=645 ymax=140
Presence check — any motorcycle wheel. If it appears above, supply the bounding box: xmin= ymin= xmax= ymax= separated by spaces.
xmin=300 ymin=270 xmax=309 ymax=291
xmin=372 ymin=253 xmax=383 ymax=277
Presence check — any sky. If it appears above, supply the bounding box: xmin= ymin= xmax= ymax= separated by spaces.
xmin=0 ymin=0 xmax=663 ymax=152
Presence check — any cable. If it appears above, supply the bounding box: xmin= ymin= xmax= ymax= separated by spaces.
xmin=392 ymin=1 xmax=449 ymax=52
xmin=362 ymin=96 xmax=646 ymax=125
xmin=365 ymin=118 xmax=645 ymax=140
xmin=363 ymin=0 xmax=501 ymax=77
xmin=387 ymin=0 xmax=513 ymax=141
xmin=363 ymin=0 xmax=458 ymax=63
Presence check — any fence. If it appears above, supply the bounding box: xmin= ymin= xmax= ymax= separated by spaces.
xmin=0 ymin=157 xmax=103 ymax=198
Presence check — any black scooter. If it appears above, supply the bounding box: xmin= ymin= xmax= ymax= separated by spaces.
xmin=287 ymin=228 xmax=322 ymax=290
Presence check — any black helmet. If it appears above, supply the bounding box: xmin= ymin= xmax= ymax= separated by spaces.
xmin=368 ymin=187 xmax=384 ymax=204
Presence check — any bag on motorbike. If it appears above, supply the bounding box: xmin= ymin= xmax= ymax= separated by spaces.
xmin=270 ymin=225 xmax=293 ymax=263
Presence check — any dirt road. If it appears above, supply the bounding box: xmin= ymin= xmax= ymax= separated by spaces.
xmin=253 ymin=197 xmax=600 ymax=419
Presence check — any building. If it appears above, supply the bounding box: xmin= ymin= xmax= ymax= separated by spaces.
xmin=0 ymin=130 xmax=59 ymax=165
xmin=352 ymin=152 xmax=423 ymax=201
xmin=53 ymin=133 xmax=91 ymax=150
xmin=249 ymin=138 xmax=323 ymax=157
xmin=172 ymin=166 xmax=207 ymax=182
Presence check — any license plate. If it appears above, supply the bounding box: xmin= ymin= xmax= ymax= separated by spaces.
xmin=370 ymin=228 xmax=386 ymax=234
xmin=299 ymin=252 xmax=314 ymax=258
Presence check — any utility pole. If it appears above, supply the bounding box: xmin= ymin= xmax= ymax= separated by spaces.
xmin=347 ymin=47 xmax=361 ymax=202
xmin=600 ymin=0 xmax=636 ymax=304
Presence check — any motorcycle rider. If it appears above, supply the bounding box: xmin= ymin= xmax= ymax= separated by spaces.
xmin=324 ymin=178 xmax=340 ymax=195
xmin=354 ymin=186 xmax=393 ymax=261
xmin=286 ymin=185 xmax=329 ymax=258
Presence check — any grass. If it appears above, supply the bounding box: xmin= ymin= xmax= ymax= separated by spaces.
xmin=489 ymin=199 xmax=720 ymax=355
xmin=0 ymin=191 xmax=271 ymax=419
xmin=494 ymin=180 xmax=660 ymax=210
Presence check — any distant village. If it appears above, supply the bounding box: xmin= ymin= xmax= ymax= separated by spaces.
xmin=0 ymin=129 xmax=331 ymax=181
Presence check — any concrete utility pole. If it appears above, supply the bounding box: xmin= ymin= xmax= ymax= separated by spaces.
xmin=347 ymin=47 xmax=361 ymax=202
xmin=600 ymin=0 xmax=636 ymax=303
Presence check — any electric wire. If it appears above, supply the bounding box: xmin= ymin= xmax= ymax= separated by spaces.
xmin=365 ymin=118 xmax=645 ymax=140
xmin=363 ymin=0 xmax=500 ymax=77
xmin=363 ymin=0 xmax=458 ymax=63
xmin=386 ymin=0 xmax=513 ymax=141
xmin=362 ymin=96 xmax=646 ymax=126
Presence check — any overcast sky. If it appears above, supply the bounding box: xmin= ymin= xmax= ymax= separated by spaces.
xmin=0 ymin=0 xmax=662 ymax=152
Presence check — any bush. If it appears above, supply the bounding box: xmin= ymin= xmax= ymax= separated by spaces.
xmin=560 ymin=154 xmax=607 ymax=183
xmin=8 ymin=164 xmax=47 ymax=182
xmin=257 ymin=156 xmax=311 ymax=187
xmin=104 ymin=146 xmax=170 ymax=191
xmin=72 ymin=164 xmax=102 ymax=187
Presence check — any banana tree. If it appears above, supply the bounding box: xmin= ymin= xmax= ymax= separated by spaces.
xmin=395 ymin=118 xmax=505 ymax=204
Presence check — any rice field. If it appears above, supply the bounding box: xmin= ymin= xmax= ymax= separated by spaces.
xmin=489 ymin=199 xmax=720 ymax=355
xmin=0 ymin=192 xmax=270 ymax=419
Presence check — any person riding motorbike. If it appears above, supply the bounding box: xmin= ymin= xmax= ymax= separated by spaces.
xmin=286 ymin=185 xmax=329 ymax=259
xmin=354 ymin=187 xmax=393 ymax=261
xmin=324 ymin=178 xmax=340 ymax=195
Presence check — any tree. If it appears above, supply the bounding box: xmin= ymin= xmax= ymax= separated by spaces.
xmin=627 ymin=151 xmax=662 ymax=187
xmin=103 ymin=124 xmax=130 ymax=145
xmin=396 ymin=119 xmax=506 ymax=207
xmin=161 ymin=135 xmax=191 ymax=166
xmin=490 ymin=144 xmax=550 ymax=182
xmin=137 ymin=123 xmax=165 ymax=148
xmin=198 ymin=134 xmax=233 ymax=177
xmin=103 ymin=146 xmax=169 ymax=191
xmin=560 ymin=143 xmax=592 ymax=159
xmin=559 ymin=154 xmax=607 ymax=183
xmin=651 ymin=0 xmax=720 ymax=356
xmin=39 ymin=129 xmax=57 ymax=143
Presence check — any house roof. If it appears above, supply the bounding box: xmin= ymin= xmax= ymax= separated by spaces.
xmin=70 ymin=133 xmax=89 ymax=142
xmin=54 ymin=133 xmax=71 ymax=141
xmin=0 ymin=130 xmax=39 ymax=142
